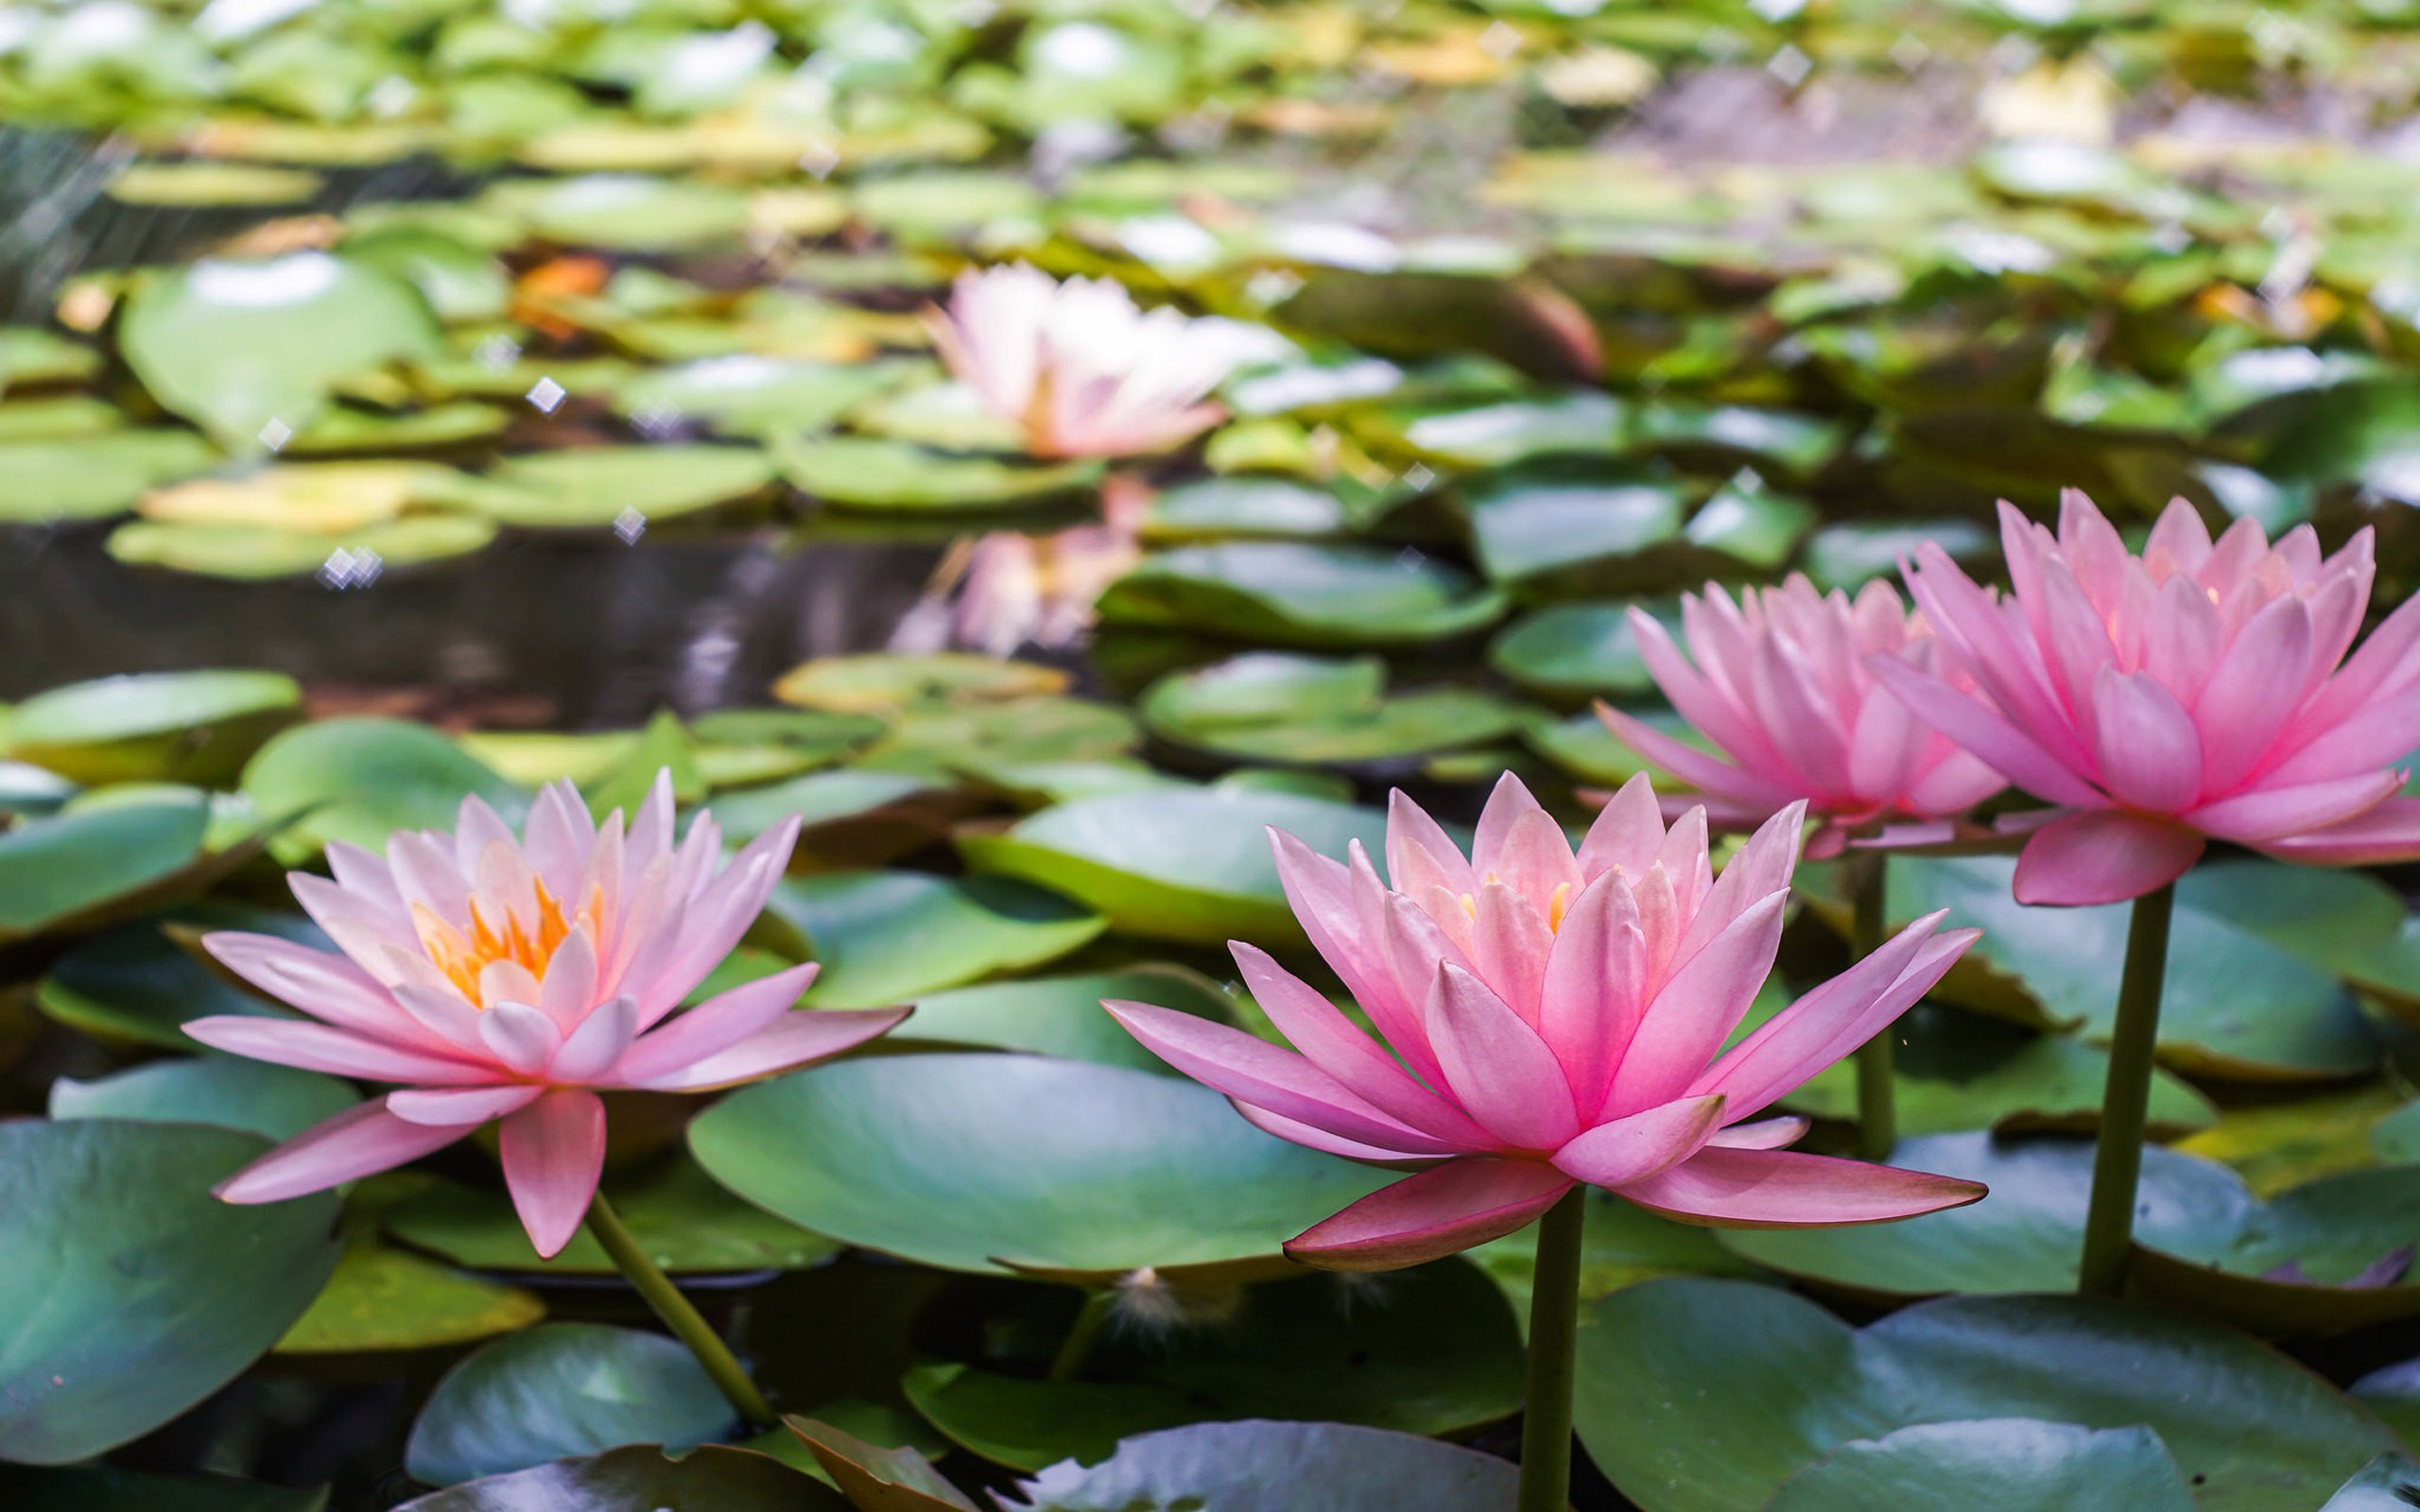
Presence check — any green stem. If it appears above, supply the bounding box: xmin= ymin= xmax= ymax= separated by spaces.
xmin=2077 ymin=882 xmax=2176 ymax=1298
xmin=1850 ymin=850 xmax=1896 ymax=1161
xmin=1047 ymin=1288 xmax=1117 ymax=1382
xmin=585 ymin=1190 xmax=774 ymax=1429
xmin=1518 ymin=1188 xmax=1587 ymax=1512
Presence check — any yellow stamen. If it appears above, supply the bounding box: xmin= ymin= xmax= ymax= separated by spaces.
xmin=1460 ymin=892 xmax=1478 ymax=920
xmin=1547 ymin=882 xmax=1572 ymax=933
xmin=412 ymin=877 xmax=599 ymax=1005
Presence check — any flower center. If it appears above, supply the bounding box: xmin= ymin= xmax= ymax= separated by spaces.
xmin=413 ymin=878 xmax=597 ymax=1004
xmin=1457 ymin=880 xmax=1576 ymax=932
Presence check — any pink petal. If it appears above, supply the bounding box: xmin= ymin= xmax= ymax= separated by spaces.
xmin=1552 ymin=1094 xmax=1728 ymax=1188
xmin=477 ymin=1002 xmax=562 ymax=1076
xmin=2195 ymin=595 xmax=2312 ymax=793
xmin=1602 ymin=890 xmax=1787 ymax=1117
xmin=535 ymin=929 xmax=600 ymax=1031
xmin=1104 ymin=1001 xmax=1460 ymax=1155
xmin=2012 ymin=811 xmax=2205 ymax=906
xmin=523 ymin=780 xmax=596 ymax=902
xmin=1674 ymin=800 xmax=1804 ymax=962
xmin=1283 ymin=1158 xmax=1575 ymax=1271
xmin=1691 ymin=918 xmax=1971 ymax=1122
xmin=1230 ymin=944 xmax=1494 ymax=1146
xmin=1470 ymin=773 xmax=1550 ymax=884
xmin=183 ymin=1016 xmax=497 ymax=1084
xmin=2255 ymin=796 xmax=2420 ymax=866
xmin=499 ymin=1088 xmax=607 ymax=1259
xmin=1469 ymin=883 xmax=1552 ymax=1025
xmin=2187 ymin=771 xmax=2401 ymax=843
xmin=1488 ymin=807 xmax=1584 ymax=914
xmin=2264 ymin=693 xmax=2420 ymax=788
xmin=625 ymin=1005 xmax=908 ymax=1092
xmin=1865 ymin=654 xmax=2103 ymax=810
xmin=1905 ymin=539 xmax=2085 ymax=768
xmin=610 ymin=961 xmax=818 ymax=1085
xmin=1709 ymin=1115 xmax=1808 ymax=1149
xmin=1611 ymin=1144 xmax=1986 ymax=1228
xmin=1537 ymin=869 xmax=1649 ymax=1111
xmin=216 ymin=1097 xmax=477 ymax=1203
xmin=1577 ymin=772 xmax=1668 ymax=880
xmin=201 ymin=933 xmax=432 ymax=1047
xmin=1270 ymin=828 xmax=1438 ymax=1082
xmin=389 ymin=1084 xmax=543 ymax=1126
xmin=1634 ymin=607 xmax=1787 ymax=770
xmin=1233 ymin=1102 xmax=1439 ymax=1164
xmin=2088 ymin=669 xmax=2201 ymax=813
xmin=1596 ymin=705 xmax=1800 ymax=813
xmin=549 ymin=995 xmax=640 ymax=1083
xmin=1385 ymin=789 xmax=1473 ymax=898
xmin=1425 ymin=963 xmax=1580 ymax=1152
xmin=629 ymin=818 xmax=799 ymax=1012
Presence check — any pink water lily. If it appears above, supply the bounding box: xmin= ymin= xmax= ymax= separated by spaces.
xmin=1875 ymin=490 xmax=2420 ymax=906
xmin=186 ymin=774 xmax=906 ymax=1257
xmin=1107 ymin=774 xmax=1984 ymax=1270
xmin=928 ymin=263 xmax=1239 ymax=459
xmin=1599 ymin=576 xmax=2007 ymax=857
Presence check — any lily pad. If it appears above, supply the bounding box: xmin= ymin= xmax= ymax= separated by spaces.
xmin=1097 ymin=543 xmax=1507 ymax=648
xmin=386 ymin=1157 xmax=843 ymax=1276
xmin=706 ymin=770 xmax=957 ymax=858
xmin=406 ymin=1323 xmax=737 ymax=1486
xmin=1766 ymin=1420 xmax=2198 ymax=1512
xmin=5 ymin=670 xmax=300 ymax=786
xmin=1144 ymin=476 xmax=1358 ymax=541
xmin=772 ymin=435 xmax=1102 ymax=511
xmin=241 ymin=716 xmax=526 ymax=862
xmin=2319 ymin=1453 xmax=2420 ymax=1512
xmin=49 ymin=1056 xmax=355 ymax=1143
xmin=2133 ymin=1165 xmax=2420 ymax=1334
xmin=391 ymin=1445 xmax=843 ymax=1511
xmin=1461 ymin=463 xmax=1687 ymax=593
xmin=1139 ymin=653 xmax=1526 ymax=766
xmin=476 ymin=445 xmax=776 ymax=529
xmin=276 ymin=1243 xmax=544 ymax=1356
xmin=482 ymin=174 xmax=753 ymax=251
xmin=689 ymin=1052 xmax=1391 ymax=1283
xmin=995 ymin=1419 xmax=1520 ymax=1512
xmin=0 ymin=795 xmax=211 ymax=943
xmin=119 ymin=253 xmax=441 ymax=449
xmin=35 ymin=903 xmax=317 ymax=1049
xmin=1573 ymin=1278 xmax=2396 ymax=1512
xmin=1486 ymin=600 xmax=1676 ymax=703
xmin=0 ymin=1120 xmax=342 ymax=1464
xmin=957 ymin=785 xmax=1390 ymax=945
xmin=613 ymin=357 xmax=919 ymax=438
xmin=896 ymin=966 xmax=1236 ymax=1072
xmin=771 ymin=653 xmax=1068 ymax=714
xmin=0 ymin=1465 xmax=328 ymax=1512
xmin=107 ymin=513 xmax=499 ymax=579
xmin=0 ymin=430 xmax=221 ymax=524
xmin=761 ymin=870 xmax=1104 ymax=1008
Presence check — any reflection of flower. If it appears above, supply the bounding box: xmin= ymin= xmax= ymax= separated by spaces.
xmin=1110 ymin=774 xmax=1984 ymax=1271
xmin=1876 ymin=491 xmax=2420 ymax=905
xmin=1599 ymin=576 xmax=2006 ymax=858
xmin=929 ymin=264 xmax=1236 ymax=459
xmin=187 ymin=776 xmax=905 ymax=1257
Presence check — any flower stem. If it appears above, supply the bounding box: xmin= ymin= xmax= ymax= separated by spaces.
xmin=2077 ymin=881 xmax=2176 ymax=1299
xmin=1518 ymin=1187 xmax=1587 ymax=1512
xmin=1046 ymin=1288 xmax=1117 ymax=1382
xmin=584 ymin=1189 xmax=773 ymax=1430
xmin=1849 ymin=850 xmax=1896 ymax=1160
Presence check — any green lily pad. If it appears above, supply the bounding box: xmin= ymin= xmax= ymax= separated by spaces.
xmin=5 ymin=669 xmax=301 ymax=785
xmin=1717 ymin=1131 xmax=2252 ymax=1297
xmin=285 ymin=402 xmax=511 ymax=455
xmin=276 ymin=1243 xmax=544 ymax=1356
xmin=897 ymin=966 xmax=1236 ymax=1072
xmin=35 ymin=903 xmax=316 ymax=1049
xmin=475 ymin=445 xmax=776 ymax=529
xmin=2351 ymin=1360 xmax=2420 ymax=1448
xmin=0 ymin=326 xmax=101 ymax=391
xmin=1470 ymin=1188 xmax=1761 ymax=1326
xmin=0 ymin=1120 xmax=342 ymax=1464
xmin=1461 ymin=463 xmax=1687 ymax=593
xmin=406 ymin=1323 xmax=737 ymax=1486
xmin=1858 ymin=855 xmax=2380 ymax=1080
xmin=0 ymin=795 xmax=211 ymax=943
xmin=706 ymin=770 xmax=954 ymax=853
xmin=1573 ymin=1278 xmax=2395 ymax=1512
xmin=481 ymin=174 xmax=753 ymax=251
xmin=0 ymin=394 xmax=123 ymax=440
xmin=689 ymin=1053 xmax=1392 ymax=1283
xmin=119 ymin=253 xmax=441 ymax=450
xmin=772 ymin=653 xmax=1068 ymax=714
xmin=860 ymin=698 xmax=1139 ymax=778
xmin=1397 ymin=392 xmax=1627 ymax=468
xmin=1486 ymin=599 xmax=1677 ymax=703
xmin=0 ymin=1465 xmax=327 ymax=1512
xmin=108 ymin=163 xmax=321 ymax=207
xmin=957 ymin=785 xmax=1389 ymax=945
xmin=761 ymin=871 xmax=1106 ymax=1008
xmin=2319 ymin=1453 xmax=2420 ymax=1512
xmin=771 ymin=435 xmax=1102 ymax=511
xmin=49 ymin=1056 xmax=356 ymax=1143
xmin=107 ymin=513 xmax=499 ymax=579
xmin=2133 ymin=1165 xmax=2420 ymax=1335
xmin=241 ymin=716 xmax=526 ymax=862
xmin=342 ymin=227 xmax=512 ymax=323
xmin=1144 ymin=476 xmax=1358 ymax=541
xmin=995 ymin=1419 xmax=1520 ymax=1512
xmin=0 ymin=430 xmax=221 ymax=524
xmin=614 ymin=357 xmax=920 ymax=438
xmin=1097 ymin=543 xmax=1507 ymax=648
xmin=1797 ymin=518 xmax=1989 ymax=592
xmin=1139 ymin=653 xmax=1526 ymax=766
xmin=907 ymin=1261 xmax=1520 ymax=1471
xmin=385 ymin=1157 xmax=843 ymax=1276
xmin=392 ymin=1444 xmax=843 ymax=1511
xmin=1766 ymin=1420 xmax=2198 ymax=1512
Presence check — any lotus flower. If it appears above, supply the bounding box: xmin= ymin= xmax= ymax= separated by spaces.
xmin=1106 ymin=774 xmax=1985 ymax=1270
xmin=928 ymin=263 xmax=1238 ymax=459
xmin=185 ymin=775 xmax=906 ymax=1257
xmin=1599 ymin=576 xmax=2007 ymax=857
xmin=1874 ymin=490 xmax=2420 ymax=906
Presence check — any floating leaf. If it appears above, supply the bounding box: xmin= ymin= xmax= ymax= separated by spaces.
xmin=5 ymin=670 xmax=300 ymax=785
xmin=772 ymin=435 xmax=1101 ymax=511
xmin=0 ymin=1465 xmax=328 ymax=1512
xmin=0 ymin=796 xmax=211 ymax=944
xmin=49 ymin=1057 xmax=355 ymax=1143
xmin=772 ymin=653 xmax=1068 ymax=714
xmin=241 ymin=717 xmax=525 ymax=862
xmin=108 ymin=513 xmax=498 ymax=579
xmin=276 ymin=1243 xmax=544 ymax=1356
xmin=762 ymin=871 xmax=1106 ymax=1007
xmin=1097 ymin=542 xmax=1507 ymax=648
xmin=997 ymin=1419 xmax=1519 ymax=1512
xmin=1139 ymin=653 xmax=1525 ymax=766
xmin=481 ymin=174 xmax=753 ymax=251
xmin=392 ymin=1444 xmax=843 ymax=1511
xmin=35 ymin=903 xmax=315 ymax=1049
xmin=0 ymin=430 xmax=221 ymax=524
xmin=476 ymin=445 xmax=776 ymax=529
xmin=1765 ymin=1420 xmax=2197 ymax=1512
xmin=896 ymin=966 xmax=1236 ymax=1072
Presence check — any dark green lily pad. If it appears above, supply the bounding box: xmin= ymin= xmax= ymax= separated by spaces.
xmin=2133 ymin=1165 xmax=2420 ymax=1334
xmin=0 ymin=795 xmax=210 ymax=943
xmin=996 ymin=1419 xmax=1520 ymax=1512
xmin=35 ymin=902 xmax=316 ymax=1049
xmin=49 ymin=1056 xmax=356 ymax=1142
xmin=476 ymin=445 xmax=776 ymax=529
xmin=772 ymin=435 xmax=1102 ymax=511
xmin=761 ymin=871 xmax=1106 ymax=1008
xmin=1487 ymin=599 xmax=1678 ymax=703
xmin=0 ymin=1120 xmax=342 ymax=1464
xmin=957 ymin=784 xmax=1390 ymax=945
xmin=706 ymin=770 xmax=956 ymax=857
xmin=1143 ymin=476 xmax=1358 ymax=541
xmin=689 ymin=1053 xmax=1391 ymax=1283
xmin=406 ymin=1323 xmax=736 ymax=1486
xmin=386 ymin=1157 xmax=842 ymax=1277
xmin=1397 ymin=392 xmax=1628 ymax=468
xmin=0 ymin=1465 xmax=328 ymax=1512
xmin=119 ymin=253 xmax=442 ymax=449
xmin=393 ymin=1445 xmax=845 ymax=1511
xmin=1461 ymin=463 xmax=1686 ymax=593
xmin=1766 ymin=1420 xmax=2198 ymax=1512
xmin=897 ymin=966 xmax=1236 ymax=1072
xmin=1097 ymin=542 xmax=1506 ymax=648
xmin=0 ymin=430 xmax=221 ymax=524
xmin=5 ymin=669 xmax=301 ymax=785
xmin=241 ymin=716 xmax=526 ymax=862
xmin=276 ymin=1243 xmax=544 ymax=1356
xmin=1139 ymin=653 xmax=1526 ymax=766
xmin=1574 ymin=1278 xmax=2395 ymax=1512
xmin=2318 ymin=1452 xmax=2420 ymax=1512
